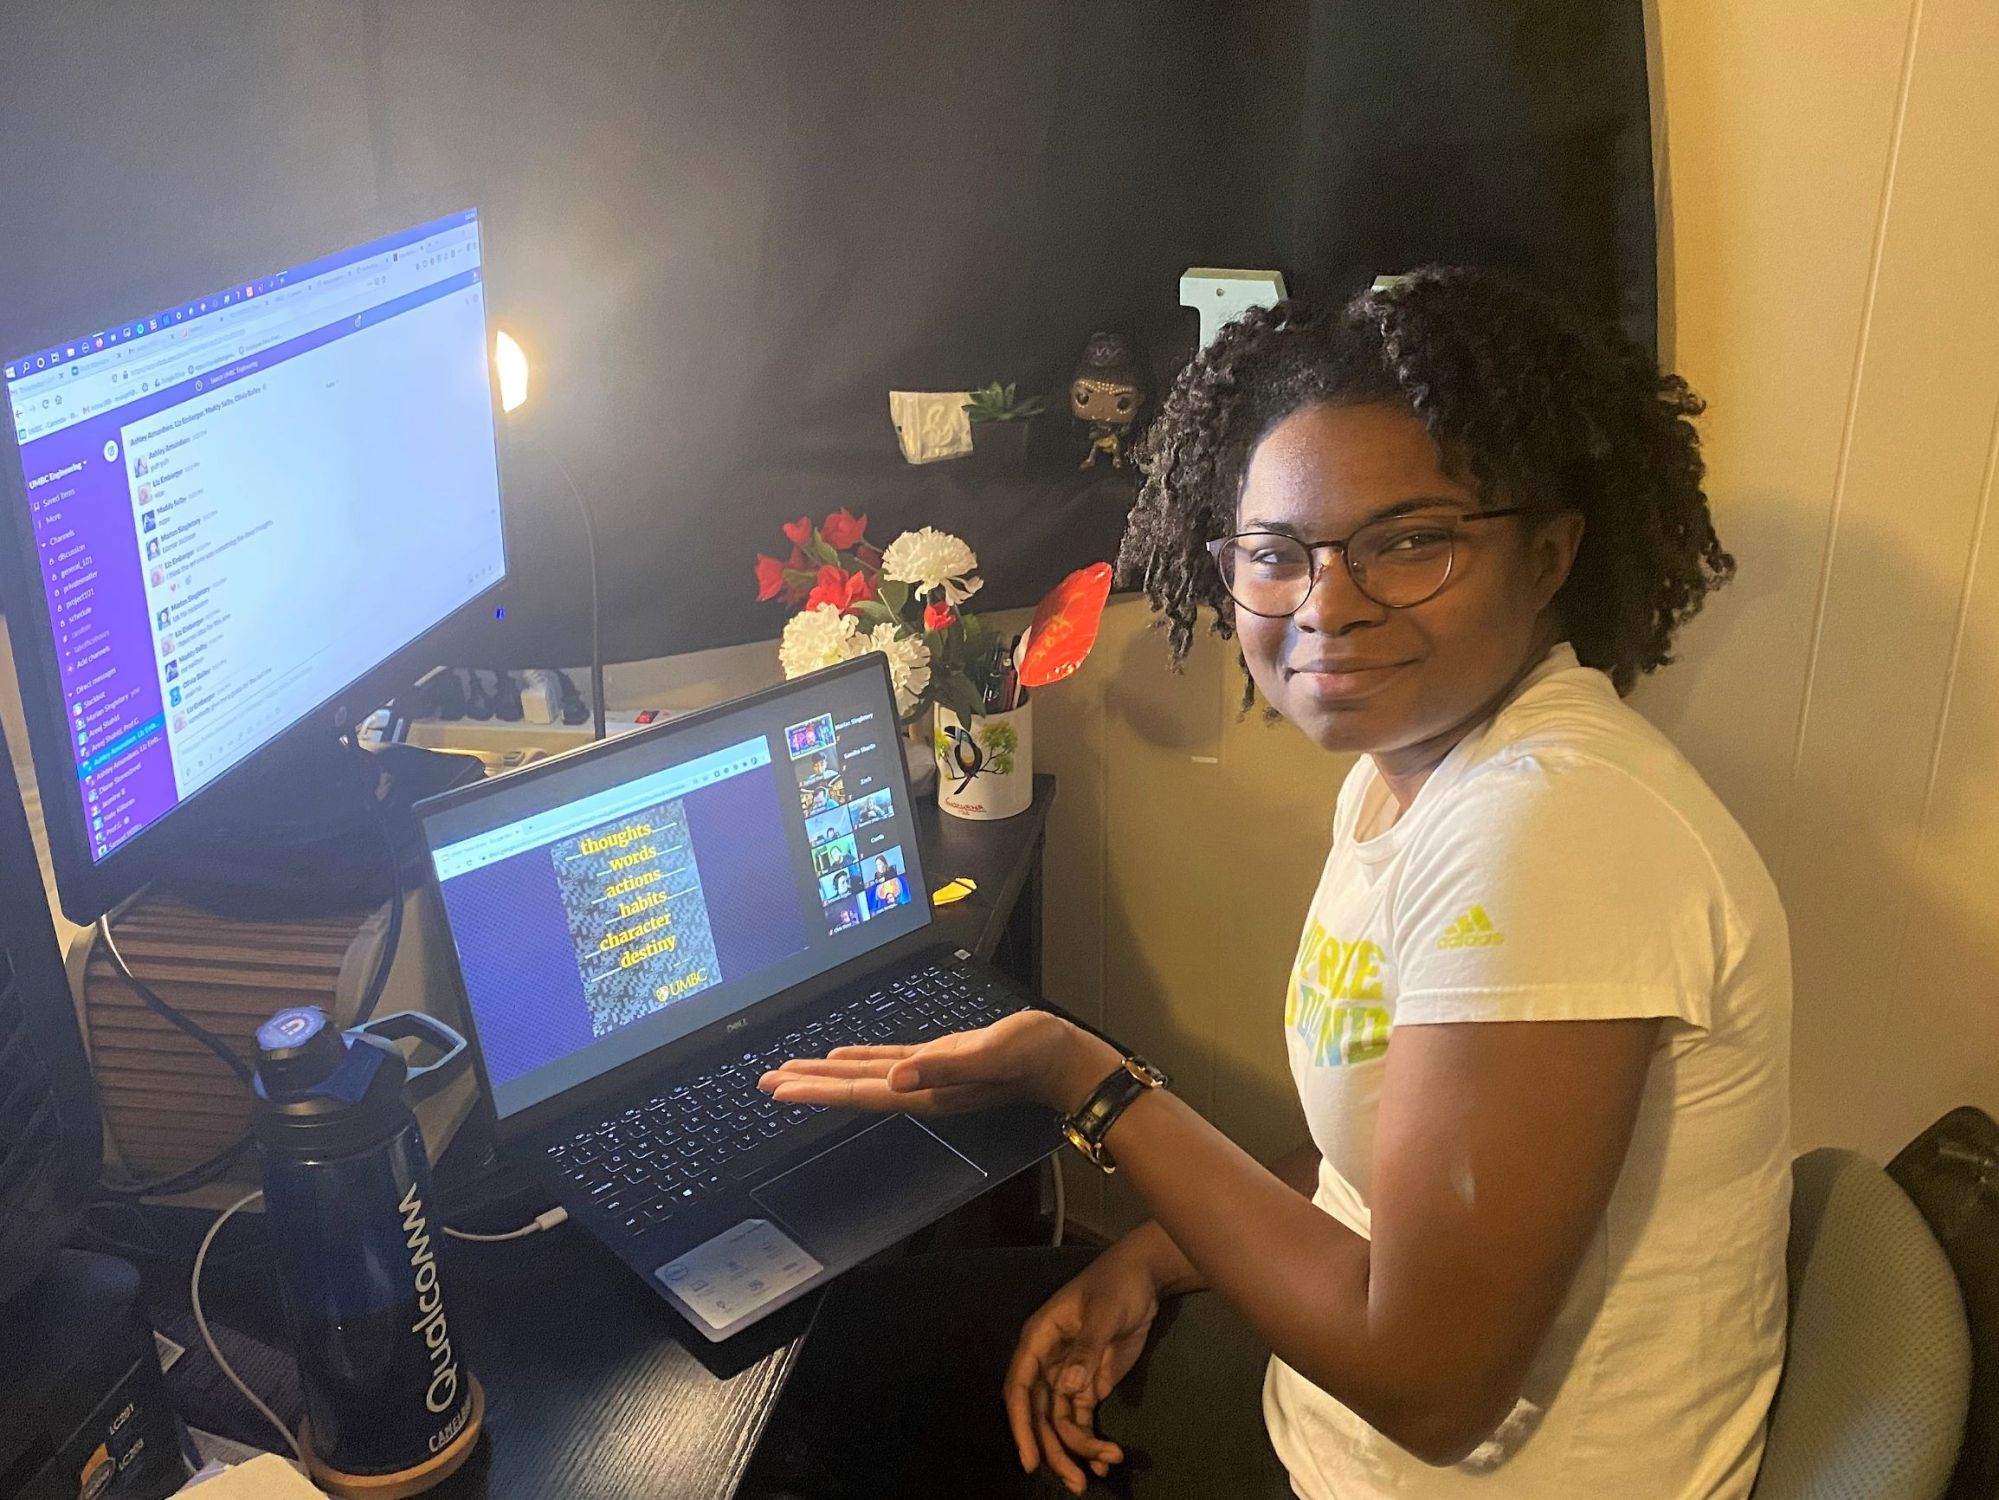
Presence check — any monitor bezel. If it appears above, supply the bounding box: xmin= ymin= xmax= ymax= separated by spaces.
xmin=0 ymin=202 xmax=513 ymax=924
xmin=415 ymin=651 xmax=940 ymax=1148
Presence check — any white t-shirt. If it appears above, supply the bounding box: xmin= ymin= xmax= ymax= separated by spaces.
xmin=1262 ymin=642 xmax=1792 ymax=1500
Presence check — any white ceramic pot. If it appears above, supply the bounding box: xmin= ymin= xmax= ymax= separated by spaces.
xmin=933 ymin=699 xmax=1032 ymax=820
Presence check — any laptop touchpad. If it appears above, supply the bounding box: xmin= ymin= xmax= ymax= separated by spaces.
xmin=752 ymin=1116 xmax=985 ymax=1266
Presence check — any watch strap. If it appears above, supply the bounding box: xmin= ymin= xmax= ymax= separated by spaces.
xmin=1061 ymin=1055 xmax=1169 ymax=1174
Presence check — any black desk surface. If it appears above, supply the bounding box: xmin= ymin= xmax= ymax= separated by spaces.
xmin=419 ymin=774 xmax=1058 ymax=1500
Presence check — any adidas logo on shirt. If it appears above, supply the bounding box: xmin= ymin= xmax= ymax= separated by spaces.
xmin=1438 ymin=905 xmax=1504 ymax=949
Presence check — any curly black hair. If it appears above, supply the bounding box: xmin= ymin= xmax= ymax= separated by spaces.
xmin=1117 ymin=266 xmax=1732 ymax=702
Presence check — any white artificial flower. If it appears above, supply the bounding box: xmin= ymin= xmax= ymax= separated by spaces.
xmin=856 ymin=623 xmax=933 ymax=717
xmin=881 ymin=527 xmax=981 ymax=605
xmin=778 ymin=604 xmax=859 ymax=679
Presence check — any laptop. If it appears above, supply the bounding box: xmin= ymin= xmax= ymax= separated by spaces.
xmin=416 ymin=653 xmax=1062 ymax=1341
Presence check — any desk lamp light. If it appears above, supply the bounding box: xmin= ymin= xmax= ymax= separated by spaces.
xmin=495 ymin=329 xmax=530 ymax=416
xmin=494 ymin=328 xmax=607 ymax=742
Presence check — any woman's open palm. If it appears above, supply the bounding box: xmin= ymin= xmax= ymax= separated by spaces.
xmin=757 ymin=1009 xmax=1091 ymax=1114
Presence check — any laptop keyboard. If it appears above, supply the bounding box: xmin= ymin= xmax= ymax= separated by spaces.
xmin=543 ymin=960 xmax=1026 ymax=1238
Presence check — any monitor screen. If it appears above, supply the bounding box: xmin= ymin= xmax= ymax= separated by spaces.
xmin=1 ymin=210 xmax=505 ymax=867
xmin=421 ymin=658 xmax=929 ymax=1121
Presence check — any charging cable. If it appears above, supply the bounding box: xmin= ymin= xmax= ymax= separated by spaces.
xmin=99 ymin=914 xmax=254 ymax=1086
xmin=100 ymin=1133 xmax=256 ymax=1202
xmin=192 ymin=1195 xmax=569 ymax=1465
xmin=444 ymin=1206 xmax=569 ymax=1242
xmin=1050 ymin=1153 xmax=1066 ymax=1249
xmin=193 ymin=1191 xmax=304 ymax=1465
xmin=96 ymin=779 xmax=402 ymax=1200
xmin=95 ymin=911 xmax=265 ymax=1199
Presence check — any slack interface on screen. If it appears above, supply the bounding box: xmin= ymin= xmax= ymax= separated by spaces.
xmin=425 ymin=673 xmax=928 ymax=1118
xmin=1 ymin=210 xmax=505 ymax=863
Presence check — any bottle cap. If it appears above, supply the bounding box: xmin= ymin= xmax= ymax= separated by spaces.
xmin=255 ymin=1006 xmax=345 ymax=1095
xmin=253 ymin=1007 xmax=409 ymax=1157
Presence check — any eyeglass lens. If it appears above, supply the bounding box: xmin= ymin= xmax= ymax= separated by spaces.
xmin=1218 ymin=517 xmax=1457 ymax=614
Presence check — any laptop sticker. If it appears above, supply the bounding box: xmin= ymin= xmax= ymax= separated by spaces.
xmin=655 ymin=1218 xmax=824 ymax=1335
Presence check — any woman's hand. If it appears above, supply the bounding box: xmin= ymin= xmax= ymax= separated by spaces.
xmin=1005 ymin=1243 xmax=1167 ymax=1493
xmin=756 ymin=1009 xmax=1120 ymax=1116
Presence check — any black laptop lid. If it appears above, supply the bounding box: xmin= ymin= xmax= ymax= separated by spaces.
xmin=419 ymin=655 xmax=930 ymax=1123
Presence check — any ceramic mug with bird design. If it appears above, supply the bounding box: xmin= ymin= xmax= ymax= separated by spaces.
xmin=933 ymin=699 xmax=1033 ymax=821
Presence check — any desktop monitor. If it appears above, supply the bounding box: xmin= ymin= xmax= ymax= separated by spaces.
xmin=0 ymin=209 xmax=508 ymax=922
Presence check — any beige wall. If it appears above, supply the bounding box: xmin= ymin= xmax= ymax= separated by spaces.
xmin=1644 ymin=0 xmax=1999 ymax=1162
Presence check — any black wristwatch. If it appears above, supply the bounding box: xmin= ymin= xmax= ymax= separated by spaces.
xmin=1060 ymin=1054 xmax=1171 ymax=1174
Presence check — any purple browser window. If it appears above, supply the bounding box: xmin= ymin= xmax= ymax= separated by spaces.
xmin=2 ymin=210 xmax=505 ymax=863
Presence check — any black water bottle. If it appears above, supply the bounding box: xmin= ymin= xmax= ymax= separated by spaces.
xmin=252 ymin=1006 xmax=483 ymax=1496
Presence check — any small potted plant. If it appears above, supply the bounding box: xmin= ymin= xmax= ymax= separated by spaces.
xmin=963 ymin=381 xmax=1044 ymax=467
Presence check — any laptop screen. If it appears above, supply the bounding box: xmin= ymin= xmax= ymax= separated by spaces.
xmin=420 ymin=658 xmax=930 ymax=1119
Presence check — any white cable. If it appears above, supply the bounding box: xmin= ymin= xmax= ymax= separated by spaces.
xmin=444 ymin=1206 xmax=569 ymax=1242
xmin=1050 ymin=1153 xmax=1066 ymax=1248
xmin=193 ymin=1190 xmax=306 ymax=1466
xmin=192 ymin=1194 xmax=565 ymax=1470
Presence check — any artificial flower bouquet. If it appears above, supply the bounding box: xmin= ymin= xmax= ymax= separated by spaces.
xmin=755 ymin=509 xmax=1005 ymax=726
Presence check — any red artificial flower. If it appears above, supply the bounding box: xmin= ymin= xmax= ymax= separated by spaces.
xmin=804 ymin=566 xmax=876 ymax=615
xmin=923 ymin=601 xmax=956 ymax=632
xmin=820 ymin=507 xmax=868 ymax=551
xmin=782 ymin=515 xmax=814 ymax=549
xmin=754 ymin=553 xmax=788 ymax=602
xmin=803 ymin=565 xmax=845 ymax=608
xmin=853 ymin=542 xmax=883 ymax=572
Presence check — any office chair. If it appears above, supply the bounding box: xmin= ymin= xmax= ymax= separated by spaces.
xmin=1891 ymin=1108 xmax=1999 ymax=1500
xmin=1751 ymin=1148 xmax=1970 ymax=1500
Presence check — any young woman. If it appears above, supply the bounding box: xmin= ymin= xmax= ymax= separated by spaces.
xmin=759 ymin=269 xmax=1791 ymax=1499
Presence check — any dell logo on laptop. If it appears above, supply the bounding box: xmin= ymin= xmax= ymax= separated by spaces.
xmin=725 ymin=1016 xmax=750 ymax=1033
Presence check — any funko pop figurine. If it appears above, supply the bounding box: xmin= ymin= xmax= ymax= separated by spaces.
xmin=1070 ymin=332 xmax=1147 ymax=469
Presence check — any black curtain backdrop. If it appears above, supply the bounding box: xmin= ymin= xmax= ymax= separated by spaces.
xmin=0 ymin=0 xmax=1651 ymax=665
